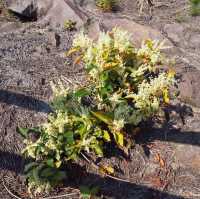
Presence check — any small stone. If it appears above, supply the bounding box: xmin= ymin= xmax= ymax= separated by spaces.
xmin=47 ymin=32 xmax=61 ymax=47
xmin=8 ymin=0 xmax=37 ymax=20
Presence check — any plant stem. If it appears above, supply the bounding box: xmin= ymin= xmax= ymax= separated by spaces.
xmin=81 ymin=152 xmax=131 ymax=183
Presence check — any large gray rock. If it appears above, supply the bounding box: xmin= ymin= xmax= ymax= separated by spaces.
xmin=38 ymin=0 xmax=88 ymax=28
xmin=8 ymin=0 xmax=88 ymax=28
xmin=8 ymin=0 xmax=37 ymax=19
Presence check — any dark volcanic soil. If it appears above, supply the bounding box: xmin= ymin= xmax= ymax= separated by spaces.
xmin=1 ymin=0 xmax=200 ymax=199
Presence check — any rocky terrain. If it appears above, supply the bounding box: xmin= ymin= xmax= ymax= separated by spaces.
xmin=0 ymin=0 xmax=200 ymax=198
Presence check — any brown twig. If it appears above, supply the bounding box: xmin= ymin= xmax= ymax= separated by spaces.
xmin=40 ymin=192 xmax=79 ymax=199
xmin=3 ymin=176 xmax=79 ymax=199
xmin=81 ymin=152 xmax=131 ymax=183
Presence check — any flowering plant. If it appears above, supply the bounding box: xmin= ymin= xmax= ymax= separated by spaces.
xmin=21 ymin=28 xmax=175 ymax=193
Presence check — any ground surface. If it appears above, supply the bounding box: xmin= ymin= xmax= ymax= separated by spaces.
xmin=1 ymin=0 xmax=200 ymax=199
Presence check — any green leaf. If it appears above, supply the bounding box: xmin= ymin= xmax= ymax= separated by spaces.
xmin=74 ymin=88 xmax=90 ymax=98
xmin=17 ymin=127 xmax=40 ymax=138
xmin=32 ymin=164 xmax=45 ymax=183
xmin=41 ymin=167 xmax=66 ymax=183
xmin=113 ymin=132 xmax=124 ymax=147
xmin=40 ymin=167 xmax=54 ymax=178
xmin=80 ymin=186 xmax=91 ymax=199
xmin=24 ymin=162 xmax=39 ymax=174
xmin=17 ymin=127 xmax=29 ymax=138
xmin=35 ymin=145 xmax=44 ymax=156
xmin=64 ymin=131 xmax=74 ymax=145
xmin=80 ymin=185 xmax=99 ymax=199
xmin=90 ymin=186 xmax=99 ymax=195
xmin=91 ymin=111 xmax=113 ymax=125
xmin=92 ymin=144 xmax=103 ymax=157
xmin=103 ymin=131 xmax=111 ymax=142
xmin=51 ymin=170 xmax=66 ymax=184
xmin=46 ymin=159 xmax=54 ymax=168
xmin=100 ymin=72 xmax=109 ymax=81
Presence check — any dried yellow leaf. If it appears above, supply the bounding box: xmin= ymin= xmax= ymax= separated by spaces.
xmin=73 ymin=55 xmax=83 ymax=65
xmin=66 ymin=48 xmax=78 ymax=56
xmin=167 ymin=68 xmax=176 ymax=79
xmin=163 ymin=88 xmax=170 ymax=104
xmin=99 ymin=165 xmax=114 ymax=175
xmin=55 ymin=160 xmax=62 ymax=168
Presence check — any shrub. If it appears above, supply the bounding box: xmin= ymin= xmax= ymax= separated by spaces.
xmin=190 ymin=0 xmax=200 ymax=16
xmin=24 ymin=162 xmax=66 ymax=194
xmin=95 ymin=0 xmax=117 ymax=11
xmin=21 ymin=27 xmax=175 ymax=193
xmin=63 ymin=19 xmax=76 ymax=31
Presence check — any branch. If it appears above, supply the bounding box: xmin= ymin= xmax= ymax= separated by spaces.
xmin=40 ymin=192 xmax=79 ymax=199
xmin=81 ymin=152 xmax=131 ymax=183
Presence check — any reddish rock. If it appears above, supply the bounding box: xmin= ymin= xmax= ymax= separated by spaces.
xmin=38 ymin=0 xmax=88 ymax=28
xmin=178 ymin=69 xmax=200 ymax=107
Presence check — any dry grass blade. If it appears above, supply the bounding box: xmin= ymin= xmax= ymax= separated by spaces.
xmin=3 ymin=176 xmax=79 ymax=199
xmin=2 ymin=178 xmax=22 ymax=199
xmin=40 ymin=192 xmax=80 ymax=199
xmin=138 ymin=0 xmax=153 ymax=13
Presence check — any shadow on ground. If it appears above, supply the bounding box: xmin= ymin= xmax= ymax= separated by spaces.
xmin=0 ymin=89 xmax=52 ymax=113
xmin=0 ymin=90 xmax=198 ymax=199
xmin=0 ymin=151 xmax=188 ymax=199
